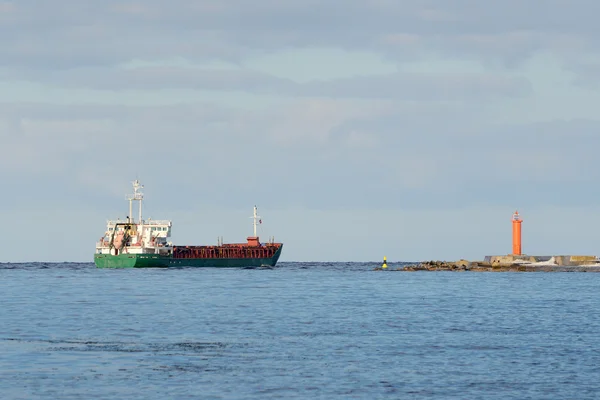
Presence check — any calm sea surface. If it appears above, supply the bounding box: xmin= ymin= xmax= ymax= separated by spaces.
xmin=1 ymin=262 xmax=600 ymax=399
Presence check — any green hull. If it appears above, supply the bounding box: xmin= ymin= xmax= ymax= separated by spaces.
xmin=94 ymin=245 xmax=283 ymax=269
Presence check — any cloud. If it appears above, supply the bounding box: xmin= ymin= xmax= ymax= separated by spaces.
xmin=0 ymin=101 xmax=236 ymax=197
xmin=1 ymin=65 xmax=531 ymax=102
xmin=568 ymin=60 xmax=600 ymax=87
xmin=298 ymin=72 xmax=530 ymax=100
xmin=2 ymin=100 xmax=599 ymax=214
xmin=0 ymin=2 xmax=14 ymax=13
xmin=1 ymin=66 xmax=296 ymax=93
xmin=2 ymin=0 xmax=599 ymax=70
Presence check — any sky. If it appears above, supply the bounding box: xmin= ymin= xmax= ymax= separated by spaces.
xmin=2 ymin=0 xmax=600 ymax=262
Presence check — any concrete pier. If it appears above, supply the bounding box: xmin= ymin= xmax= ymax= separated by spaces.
xmin=483 ymin=254 xmax=598 ymax=266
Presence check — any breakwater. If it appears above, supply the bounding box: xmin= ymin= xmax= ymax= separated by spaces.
xmin=376 ymin=259 xmax=600 ymax=272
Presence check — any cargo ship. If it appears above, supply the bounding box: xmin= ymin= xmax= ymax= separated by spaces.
xmin=94 ymin=180 xmax=283 ymax=268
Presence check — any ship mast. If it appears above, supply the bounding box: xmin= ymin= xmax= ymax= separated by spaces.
xmin=251 ymin=205 xmax=261 ymax=237
xmin=126 ymin=180 xmax=144 ymax=224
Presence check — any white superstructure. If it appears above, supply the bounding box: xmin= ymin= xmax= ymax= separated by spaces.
xmin=95 ymin=180 xmax=173 ymax=256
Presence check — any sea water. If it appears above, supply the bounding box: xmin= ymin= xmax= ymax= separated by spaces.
xmin=1 ymin=262 xmax=600 ymax=399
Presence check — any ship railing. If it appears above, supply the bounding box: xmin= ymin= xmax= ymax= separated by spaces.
xmin=143 ymin=220 xmax=172 ymax=225
xmin=218 ymin=242 xmax=282 ymax=247
xmin=105 ymin=219 xmax=172 ymax=226
xmin=172 ymin=242 xmax=282 ymax=250
xmin=106 ymin=220 xmax=132 ymax=226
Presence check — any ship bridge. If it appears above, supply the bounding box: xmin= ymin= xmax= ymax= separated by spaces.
xmin=105 ymin=219 xmax=172 ymax=237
